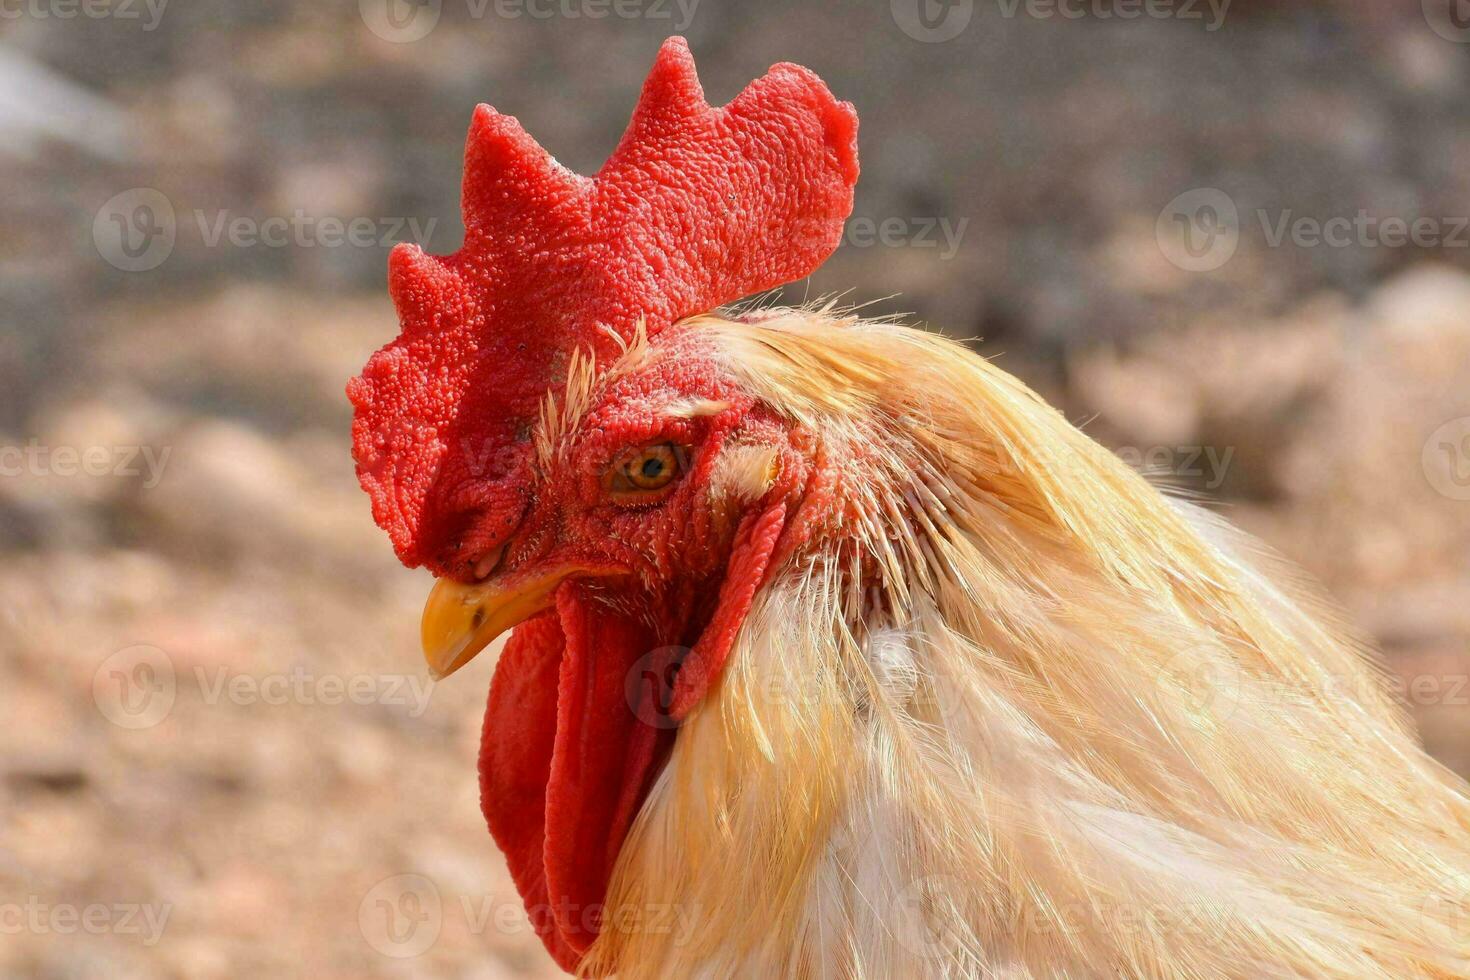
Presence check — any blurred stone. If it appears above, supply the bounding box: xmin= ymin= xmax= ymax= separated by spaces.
xmin=1069 ymin=346 xmax=1200 ymax=447
xmin=1366 ymin=264 xmax=1470 ymax=344
xmin=137 ymin=418 xmax=306 ymax=558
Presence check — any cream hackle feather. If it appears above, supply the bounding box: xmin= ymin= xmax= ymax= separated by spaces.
xmin=581 ymin=307 xmax=1470 ymax=979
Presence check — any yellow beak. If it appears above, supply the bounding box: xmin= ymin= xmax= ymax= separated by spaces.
xmin=419 ymin=565 xmax=624 ymax=679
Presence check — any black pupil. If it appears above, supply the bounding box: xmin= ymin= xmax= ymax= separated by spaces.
xmin=639 ymin=456 xmax=666 ymax=479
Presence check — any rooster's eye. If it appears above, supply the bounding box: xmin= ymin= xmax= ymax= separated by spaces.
xmin=606 ymin=443 xmax=682 ymax=499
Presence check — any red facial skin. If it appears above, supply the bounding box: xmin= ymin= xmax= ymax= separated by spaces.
xmin=345 ymin=36 xmax=859 ymax=973
xmin=474 ymin=328 xmax=815 ymax=970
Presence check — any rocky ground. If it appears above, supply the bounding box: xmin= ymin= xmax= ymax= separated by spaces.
xmin=2 ymin=2 xmax=1468 ymax=977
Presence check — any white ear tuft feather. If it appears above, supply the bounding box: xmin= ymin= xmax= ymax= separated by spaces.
xmin=708 ymin=443 xmax=778 ymax=504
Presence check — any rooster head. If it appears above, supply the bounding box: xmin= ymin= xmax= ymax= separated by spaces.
xmin=346 ymin=37 xmax=857 ymax=970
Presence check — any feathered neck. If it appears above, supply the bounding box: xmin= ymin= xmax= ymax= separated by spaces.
xmin=582 ymin=309 xmax=1470 ymax=979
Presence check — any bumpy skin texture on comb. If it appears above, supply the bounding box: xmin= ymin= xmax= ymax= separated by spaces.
xmin=347 ymin=36 xmax=859 ymax=575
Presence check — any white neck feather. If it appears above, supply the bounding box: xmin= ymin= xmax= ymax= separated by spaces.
xmin=581 ymin=310 xmax=1470 ymax=979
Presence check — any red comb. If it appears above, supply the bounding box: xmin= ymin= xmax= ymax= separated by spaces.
xmin=348 ymin=37 xmax=859 ymax=572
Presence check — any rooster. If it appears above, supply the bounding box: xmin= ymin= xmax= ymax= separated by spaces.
xmin=348 ymin=37 xmax=1470 ymax=979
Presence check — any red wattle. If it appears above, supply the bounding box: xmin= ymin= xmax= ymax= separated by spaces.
xmin=479 ymin=585 xmax=674 ymax=973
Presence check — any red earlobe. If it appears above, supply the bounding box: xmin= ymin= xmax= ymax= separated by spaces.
xmin=670 ymin=503 xmax=789 ymax=719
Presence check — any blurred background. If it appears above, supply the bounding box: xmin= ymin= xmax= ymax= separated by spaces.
xmin=3 ymin=1 xmax=1470 ymax=976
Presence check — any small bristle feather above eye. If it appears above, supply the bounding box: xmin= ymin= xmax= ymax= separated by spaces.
xmin=533 ymin=346 xmax=598 ymax=469
xmin=663 ymin=398 xmax=731 ymax=419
